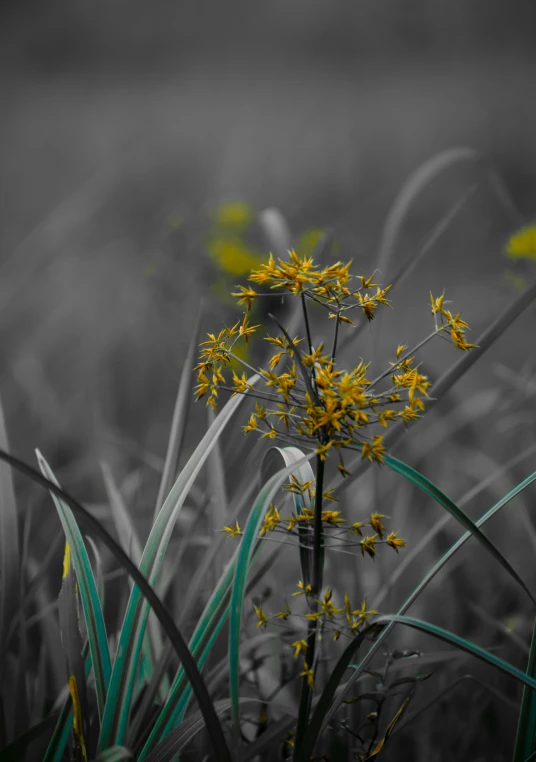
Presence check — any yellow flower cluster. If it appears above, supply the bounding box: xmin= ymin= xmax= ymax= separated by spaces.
xmin=221 ymin=488 xmax=406 ymax=561
xmin=253 ymin=587 xmax=379 ymax=652
xmin=195 ymin=250 xmax=477 ymax=469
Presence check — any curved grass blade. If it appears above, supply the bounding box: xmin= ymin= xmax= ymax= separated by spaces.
xmin=376 ymin=147 xmax=481 ymax=278
xmin=351 ymin=445 xmax=536 ymax=604
xmin=514 ymin=617 xmax=536 ymax=762
xmin=229 ymin=450 xmax=316 ymax=732
xmin=383 ymin=450 xmax=536 ymax=603
xmin=0 ymin=396 xmax=19 ymax=671
xmin=320 ymin=468 xmax=536 ymax=736
xmin=36 ymin=451 xmax=111 ymax=724
xmin=0 ymin=446 xmax=232 ymax=762
xmin=98 ymin=381 xmax=257 ymax=750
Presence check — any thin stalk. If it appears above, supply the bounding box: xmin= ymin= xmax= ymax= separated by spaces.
xmin=294 ymin=455 xmax=325 ymax=756
xmin=331 ymin=310 xmax=340 ymax=363
xmin=301 ymin=294 xmax=314 ymax=355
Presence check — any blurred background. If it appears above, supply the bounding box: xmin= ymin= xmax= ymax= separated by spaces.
xmin=1 ymin=4 xmax=536 ymax=757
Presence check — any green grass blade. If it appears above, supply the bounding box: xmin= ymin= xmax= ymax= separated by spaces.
xmin=229 ymin=450 xmax=316 ymax=732
xmin=153 ymin=310 xmax=201 ymax=522
xmin=36 ymin=451 xmax=111 ymax=724
xmin=514 ymin=617 xmax=536 ymax=762
xmin=376 ymin=615 xmax=536 ymax=688
xmin=379 ymin=449 xmax=536 ymax=604
xmin=98 ymin=380 xmax=257 ymax=750
xmin=320 ymin=468 xmax=536 ymax=736
xmin=0 ymin=446 xmax=233 ymax=762
xmin=0 ymin=396 xmax=19 ymax=666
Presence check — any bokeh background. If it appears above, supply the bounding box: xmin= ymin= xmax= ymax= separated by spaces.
xmin=2 ymin=3 xmax=536 ymax=758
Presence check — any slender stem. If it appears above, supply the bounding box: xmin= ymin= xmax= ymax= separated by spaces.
xmin=331 ymin=309 xmax=340 ymax=362
xmin=294 ymin=455 xmax=325 ymax=756
xmin=301 ymin=294 xmax=314 ymax=355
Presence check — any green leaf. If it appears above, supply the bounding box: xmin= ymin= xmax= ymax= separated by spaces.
xmin=37 ymin=451 xmax=111 ymax=725
xmin=98 ymin=380 xmax=258 ymax=749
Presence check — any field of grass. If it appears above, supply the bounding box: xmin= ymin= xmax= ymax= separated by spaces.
xmin=1 ymin=48 xmax=536 ymax=761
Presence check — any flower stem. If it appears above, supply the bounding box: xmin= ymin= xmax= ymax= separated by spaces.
xmin=294 ymin=454 xmax=325 ymax=757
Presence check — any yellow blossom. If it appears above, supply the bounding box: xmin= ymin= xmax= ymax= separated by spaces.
xmin=220 ymin=521 xmax=242 ymax=538
xmin=254 ymin=605 xmax=268 ymax=628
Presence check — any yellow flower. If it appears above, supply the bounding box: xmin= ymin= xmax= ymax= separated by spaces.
xmin=505 ymin=223 xmax=536 ymax=261
xmin=369 ymin=512 xmax=387 ymax=538
xmin=300 ymin=662 xmax=315 ymax=690
xmin=360 ymin=436 xmax=386 ymax=464
xmin=292 ymin=639 xmax=308 ymax=658
xmin=220 ymin=520 xmax=241 ymax=538
xmin=274 ymin=602 xmax=291 ymax=620
xmin=260 ymin=503 xmax=281 ymax=535
xmin=239 ymin=313 xmax=260 ymax=344
xmin=231 ymin=285 xmax=258 ymax=312
xmin=386 ymin=532 xmax=407 ymax=552
xmin=360 ymin=534 xmax=378 ymax=559
xmin=254 ymin=605 xmax=268 ymax=628
xmin=293 ymin=580 xmax=313 ymax=597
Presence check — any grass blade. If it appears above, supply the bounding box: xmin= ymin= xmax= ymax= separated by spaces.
xmin=98 ymin=380 xmax=258 ymax=750
xmin=36 ymin=451 xmax=111 ymax=725
xmin=377 ymin=449 xmax=536 ymax=604
xmin=513 ymin=617 xmax=536 ymax=762
xmin=376 ymin=147 xmax=481 ymax=277
xmin=0 ymin=396 xmax=19 ymax=670
xmin=0 ymin=446 xmax=233 ymax=762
